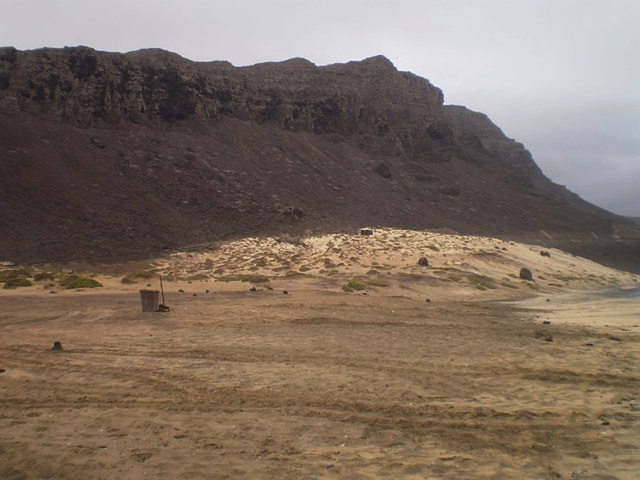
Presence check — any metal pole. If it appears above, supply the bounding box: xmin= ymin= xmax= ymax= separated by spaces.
xmin=159 ymin=274 xmax=166 ymax=307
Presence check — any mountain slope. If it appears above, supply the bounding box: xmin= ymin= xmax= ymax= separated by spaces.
xmin=1 ymin=46 xmax=638 ymax=270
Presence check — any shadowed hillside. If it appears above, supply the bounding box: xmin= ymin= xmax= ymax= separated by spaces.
xmin=1 ymin=46 xmax=638 ymax=270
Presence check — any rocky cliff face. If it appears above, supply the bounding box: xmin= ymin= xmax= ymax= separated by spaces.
xmin=1 ymin=46 xmax=637 ymax=270
xmin=1 ymin=48 xmax=445 ymax=156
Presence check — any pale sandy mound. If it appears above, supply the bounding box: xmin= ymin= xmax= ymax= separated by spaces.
xmin=2 ymin=228 xmax=638 ymax=306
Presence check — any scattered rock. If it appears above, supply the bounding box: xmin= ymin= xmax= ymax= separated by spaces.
xmin=540 ymin=251 xmax=551 ymax=257
xmin=90 ymin=137 xmax=106 ymax=148
xmin=359 ymin=229 xmax=373 ymax=236
xmin=609 ymin=337 xmax=621 ymax=342
xmin=192 ymin=293 xmax=197 ymax=297
xmin=583 ymin=343 xmax=594 ymax=347
xmin=544 ymin=336 xmax=554 ymax=342
xmin=52 ymin=341 xmax=63 ymax=351
xmin=373 ymin=162 xmax=392 ymax=179
xmin=546 ymin=298 xmax=551 ymax=302
xmin=178 ymin=289 xmax=184 ymax=293
xmin=158 ymin=304 xmax=170 ymax=312
xmin=519 ymin=267 xmax=533 ymax=280
xmin=543 ymin=320 xmax=551 ymax=325
xmin=0 ymin=369 xmax=5 ymax=373
xmin=425 ymin=298 xmax=431 ymax=303
xmin=205 ymin=289 xmax=210 ymax=293
xmin=418 ymin=257 xmax=429 ymax=267
xmin=250 ymin=287 xmax=257 ymax=292
xmin=283 ymin=290 xmax=288 ymax=294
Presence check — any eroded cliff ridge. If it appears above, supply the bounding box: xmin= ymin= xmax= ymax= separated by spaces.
xmin=1 ymin=46 xmax=637 ymax=269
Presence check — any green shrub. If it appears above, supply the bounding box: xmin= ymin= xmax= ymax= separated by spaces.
xmin=343 ymin=279 xmax=367 ymax=293
xmin=0 ymin=268 xmax=31 ymax=282
xmin=33 ymin=272 xmax=56 ymax=282
xmin=2 ymin=277 xmax=32 ymax=289
xmin=121 ymin=270 xmax=155 ymax=284
xmin=66 ymin=278 xmax=103 ymax=289
xmin=57 ymin=273 xmax=79 ymax=287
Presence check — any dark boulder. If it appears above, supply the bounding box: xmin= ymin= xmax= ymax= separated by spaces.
xmin=519 ymin=267 xmax=533 ymax=280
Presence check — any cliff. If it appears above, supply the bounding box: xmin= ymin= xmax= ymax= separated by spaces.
xmin=1 ymin=46 xmax=637 ymax=270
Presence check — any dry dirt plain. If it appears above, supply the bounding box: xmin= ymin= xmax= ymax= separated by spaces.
xmin=1 ymin=229 xmax=639 ymax=480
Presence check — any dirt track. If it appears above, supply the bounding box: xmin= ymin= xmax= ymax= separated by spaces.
xmin=1 ymin=284 xmax=638 ymax=479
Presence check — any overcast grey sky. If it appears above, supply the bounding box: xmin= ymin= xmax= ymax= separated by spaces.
xmin=2 ymin=0 xmax=638 ymax=216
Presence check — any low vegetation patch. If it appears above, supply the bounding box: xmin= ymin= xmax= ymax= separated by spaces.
xmin=284 ymin=270 xmax=307 ymax=279
xmin=33 ymin=272 xmax=56 ymax=282
xmin=343 ymin=279 xmax=367 ymax=293
xmin=186 ymin=274 xmax=210 ymax=281
xmin=121 ymin=270 xmax=156 ymax=284
xmin=202 ymin=259 xmax=215 ymax=269
xmin=57 ymin=273 xmax=79 ymax=288
xmin=65 ymin=278 xmax=103 ymax=289
xmin=2 ymin=277 xmax=32 ymax=289
xmin=0 ymin=268 xmax=31 ymax=283
xmin=366 ymin=277 xmax=390 ymax=287
xmin=218 ymin=275 xmax=269 ymax=284
xmin=467 ymin=275 xmax=498 ymax=291
xmin=320 ymin=269 xmax=339 ymax=277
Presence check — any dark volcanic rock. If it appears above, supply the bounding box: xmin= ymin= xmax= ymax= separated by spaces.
xmin=519 ymin=268 xmax=533 ymax=281
xmin=0 ymin=46 xmax=638 ymax=271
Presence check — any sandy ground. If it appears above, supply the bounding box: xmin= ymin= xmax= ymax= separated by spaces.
xmin=1 ymin=229 xmax=639 ymax=479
